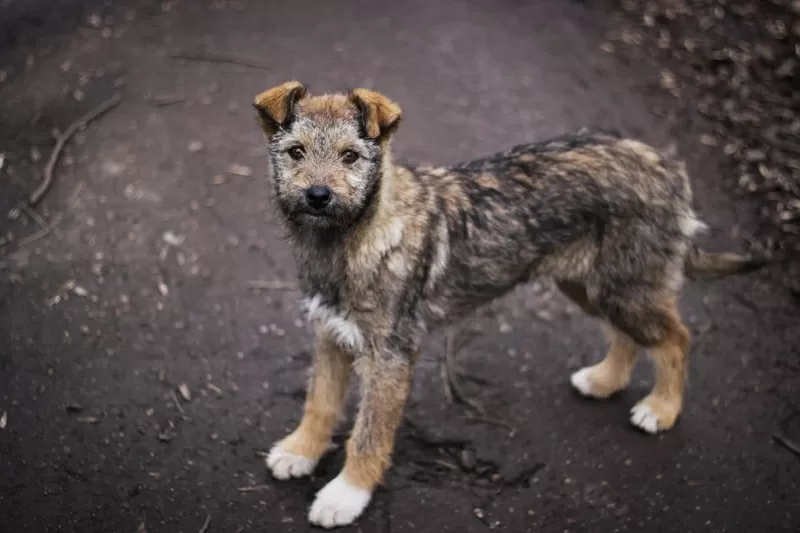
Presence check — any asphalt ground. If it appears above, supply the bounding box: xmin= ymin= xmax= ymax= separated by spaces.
xmin=1 ymin=1 xmax=798 ymax=532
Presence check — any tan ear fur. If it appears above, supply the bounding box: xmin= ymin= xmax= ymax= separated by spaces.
xmin=253 ymin=81 xmax=308 ymax=135
xmin=348 ymin=88 xmax=402 ymax=140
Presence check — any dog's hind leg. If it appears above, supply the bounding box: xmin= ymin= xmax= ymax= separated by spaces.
xmin=558 ymin=281 xmax=640 ymax=399
xmin=600 ymin=289 xmax=690 ymax=434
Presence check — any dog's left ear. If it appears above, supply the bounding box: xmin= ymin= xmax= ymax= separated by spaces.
xmin=348 ymin=88 xmax=402 ymax=141
xmin=253 ymin=81 xmax=308 ymax=136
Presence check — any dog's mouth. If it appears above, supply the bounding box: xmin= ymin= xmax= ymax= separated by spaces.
xmin=285 ymin=204 xmax=350 ymax=229
xmin=276 ymin=194 xmax=364 ymax=232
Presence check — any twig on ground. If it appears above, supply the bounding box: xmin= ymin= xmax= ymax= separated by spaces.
xmin=28 ymin=94 xmax=123 ymax=207
xmin=18 ymin=201 xmax=47 ymax=229
xmin=149 ymin=95 xmax=186 ymax=107
xmin=17 ymin=226 xmax=51 ymax=248
xmin=441 ymin=328 xmax=487 ymax=416
xmin=171 ymin=390 xmax=187 ymax=417
xmin=246 ymin=280 xmax=298 ymax=291
xmin=169 ymin=51 xmax=270 ymax=70
xmin=237 ymin=485 xmax=271 ymax=493
xmin=440 ymin=328 xmax=516 ymax=429
xmin=773 ymin=433 xmax=800 ymax=458
xmin=465 ymin=411 xmax=515 ymax=431
xmin=198 ymin=514 xmax=211 ymax=533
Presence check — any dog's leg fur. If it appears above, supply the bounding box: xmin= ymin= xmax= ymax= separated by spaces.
xmin=597 ymin=288 xmax=689 ymax=433
xmin=628 ymin=299 xmax=690 ymax=434
xmin=571 ymin=326 xmax=639 ymax=399
xmin=266 ymin=333 xmax=353 ymax=479
xmin=308 ymin=351 xmax=415 ymax=528
xmin=560 ymin=279 xmax=690 ymax=432
xmin=559 ymin=281 xmax=640 ymax=399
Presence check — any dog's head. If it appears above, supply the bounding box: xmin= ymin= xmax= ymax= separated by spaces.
xmin=253 ymin=81 xmax=402 ymax=231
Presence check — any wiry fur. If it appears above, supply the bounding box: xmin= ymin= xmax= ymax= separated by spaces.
xmin=252 ymin=81 xmax=769 ymax=529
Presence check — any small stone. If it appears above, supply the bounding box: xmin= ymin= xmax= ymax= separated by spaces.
xmin=188 ymin=141 xmax=204 ymax=152
xmin=459 ymin=449 xmax=476 ymax=470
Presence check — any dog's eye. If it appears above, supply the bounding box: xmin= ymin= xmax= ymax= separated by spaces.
xmin=341 ymin=150 xmax=359 ymax=165
xmin=287 ymin=146 xmax=305 ymax=160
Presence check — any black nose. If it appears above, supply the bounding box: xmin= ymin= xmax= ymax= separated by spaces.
xmin=305 ymin=186 xmax=332 ymax=209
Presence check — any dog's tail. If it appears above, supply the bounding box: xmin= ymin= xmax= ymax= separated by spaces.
xmin=683 ymin=245 xmax=771 ymax=281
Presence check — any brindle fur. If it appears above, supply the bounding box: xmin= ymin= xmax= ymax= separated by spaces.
xmin=253 ymin=81 xmax=767 ymax=528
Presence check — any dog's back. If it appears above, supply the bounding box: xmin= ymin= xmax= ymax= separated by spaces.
xmin=413 ymin=131 xmax=703 ymax=327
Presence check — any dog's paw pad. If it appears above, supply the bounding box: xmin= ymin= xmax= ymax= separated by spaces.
xmin=309 ymin=474 xmax=372 ymax=529
xmin=265 ymin=444 xmax=317 ymax=480
xmin=570 ymin=367 xmax=596 ymax=397
xmin=630 ymin=403 xmax=660 ymax=434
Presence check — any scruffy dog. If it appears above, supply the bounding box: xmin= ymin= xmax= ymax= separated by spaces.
xmin=252 ymin=81 xmax=765 ymax=528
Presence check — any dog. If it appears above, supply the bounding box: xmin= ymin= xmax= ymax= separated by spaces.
xmin=251 ymin=81 xmax=767 ymax=528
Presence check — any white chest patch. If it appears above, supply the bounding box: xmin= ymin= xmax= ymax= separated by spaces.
xmin=302 ymin=294 xmax=365 ymax=352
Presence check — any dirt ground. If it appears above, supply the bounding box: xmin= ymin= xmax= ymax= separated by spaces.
xmin=1 ymin=1 xmax=798 ymax=532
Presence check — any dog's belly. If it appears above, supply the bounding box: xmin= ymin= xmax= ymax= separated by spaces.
xmin=422 ymin=274 xmax=530 ymax=330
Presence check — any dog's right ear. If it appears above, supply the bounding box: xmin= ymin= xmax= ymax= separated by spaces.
xmin=253 ymin=81 xmax=308 ymax=136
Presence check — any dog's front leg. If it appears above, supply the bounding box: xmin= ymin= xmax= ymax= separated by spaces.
xmin=308 ymin=349 xmax=415 ymax=528
xmin=266 ymin=332 xmax=353 ymax=480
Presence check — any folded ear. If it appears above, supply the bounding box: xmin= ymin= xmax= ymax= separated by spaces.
xmin=253 ymin=81 xmax=308 ymax=136
xmin=348 ymin=88 xmax=402 ymax=141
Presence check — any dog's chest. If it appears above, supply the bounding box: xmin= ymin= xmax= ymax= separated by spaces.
xmin=301 ymin=288 xmax=373 ymax=353
xmin=298 ymin=260 xmax=376 ymax=353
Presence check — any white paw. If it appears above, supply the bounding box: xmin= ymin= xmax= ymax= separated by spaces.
xmin=570 ymin=367 xmax=595 ymax=396
xmin=630 ymin=403 xmax=659 ymax=434
xmin=308 ymin=473 xmax=372 ymax=529
xmin=265 ymin=444 xmax=317 ymax=480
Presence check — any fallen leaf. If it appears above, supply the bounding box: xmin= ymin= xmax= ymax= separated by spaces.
xmin=699 ymin=134 xmax=718 ymax=146
xmin=178 ymin=382 xmax=191 ymax=401
xmin=162 ymin=231 xmax=186 ymax=247
xmin=226 ymin=164 xmax=253 ymax=177
xmin=73 ymin=285 xmax=90 ymax=297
